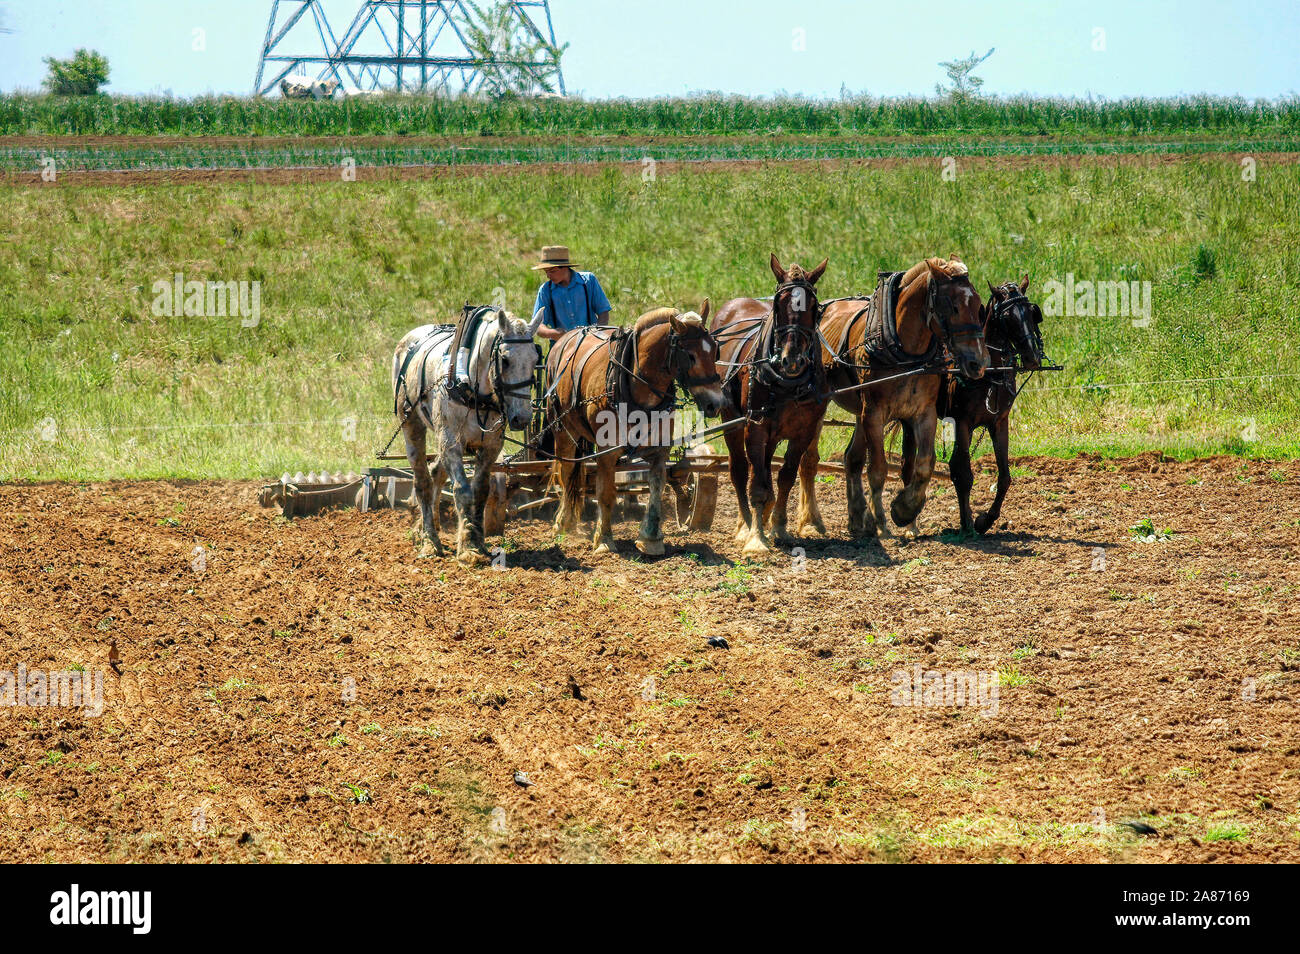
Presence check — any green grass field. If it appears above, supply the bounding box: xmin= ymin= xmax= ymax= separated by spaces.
xmin=6 ymin=135 xmax=1300 ymax=173
xmin=2 ymin=154 xmax=1297 ymax=480
xmin=4 ymin=92 xmax=1299 ymax=138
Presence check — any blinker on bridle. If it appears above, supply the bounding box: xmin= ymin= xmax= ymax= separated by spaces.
xmin=766 ymin=278 xmax=820 ymax=378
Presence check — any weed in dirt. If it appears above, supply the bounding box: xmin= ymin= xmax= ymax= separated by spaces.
xmin=1204 ymin=822 xmax=1249 ymax=842
xmin=1130 ymin=518 xmax=1174 ymax=542
xmin=998 ymin=665 xmax=1030 ymax=687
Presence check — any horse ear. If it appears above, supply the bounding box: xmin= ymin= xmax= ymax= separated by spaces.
xmin=949 ymin=253 xmax=963 ymax=263
xmin=698 ymin=298 xmax=711 ymax=321
xmin=670 ymin=314 xmax=689 ymax=334
xmin=526 ymin=307 xmax=545 ymax=337
xmin=770 ymin=252 xmax=786 ymax=283
xmin=496 ymin=309 xmax=510 ymax=333
xmin=1018 ymin=273 xmax=1030 ymax=292
xmin=807 ymin=258 xmax=828 ymax=286
xmin=987 ymin=280 xmax=999 ymax=297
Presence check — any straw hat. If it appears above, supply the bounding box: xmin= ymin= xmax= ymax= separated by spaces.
xmin=531 ymin=245 xmax=578 ymax=270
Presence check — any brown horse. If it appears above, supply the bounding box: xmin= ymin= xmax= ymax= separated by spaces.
xmin=942 ymin=276 xmax=1049 ymax=535
xmin=545 ymin=304 xmax=724 ymax=556
xmin=797 ymin=257 xmax=988 ymax=539
xmin=712 ymin=254 xmax=830 ymax=556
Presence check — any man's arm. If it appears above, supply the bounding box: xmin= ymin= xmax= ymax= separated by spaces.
xmin=533 ymin=283 xmax=563 ymax=340
xmin=588 ymin=275 xmax=613 ymax=324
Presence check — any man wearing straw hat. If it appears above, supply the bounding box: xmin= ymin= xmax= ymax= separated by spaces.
xmin=531 ymin=245 xmax=612 ymax=343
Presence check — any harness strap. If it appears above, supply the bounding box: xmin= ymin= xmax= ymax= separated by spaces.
xmin=861 ymin=270 xmax=944 ymax=368
xmin=393 ymin=325 xmax=455 ymax=418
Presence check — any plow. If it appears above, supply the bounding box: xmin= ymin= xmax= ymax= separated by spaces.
xmin=255 ymin=415 xmax=915 ymax=528
xmin=256 ymin=408 xmax=727 ymax=532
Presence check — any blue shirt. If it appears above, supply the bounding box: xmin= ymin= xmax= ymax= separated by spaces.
xmin=534 ymin=270 xmax=612 ymax=332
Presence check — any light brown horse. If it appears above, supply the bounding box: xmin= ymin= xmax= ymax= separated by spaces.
xmin=712 ymin=254 xmax=830 ymax=556
xmin=797 ymin=257 xmax=988 ymax=539
xmin=545 ymin=304 xmax=724 ymax=556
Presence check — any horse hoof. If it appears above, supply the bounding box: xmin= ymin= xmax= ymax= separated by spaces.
xmin=457 ymin=549 xmax=488 ymax=567
xmin=636 ymin=538 xmax=665 ymax=556
xmin=417 ymin=542 xmax=442 ymax=559
xmin=593 ymin=541 xmax=613 ymax=556
xmin=742 ymin=534 xmax=772 ymax=557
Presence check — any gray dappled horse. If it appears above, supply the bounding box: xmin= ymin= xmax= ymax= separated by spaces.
xmin=392 ymin=307 xmax=543 ymax=563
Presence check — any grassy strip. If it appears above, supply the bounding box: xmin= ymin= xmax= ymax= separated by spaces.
xmin=4 ymin=137 xmax=1299 ymax=172
xmin=1 ymin=157 xmax=1297 ymax=480
xmin=4 ymin=92 xmax=1300 ymax=139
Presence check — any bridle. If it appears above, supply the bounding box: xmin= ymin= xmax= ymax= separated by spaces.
xmin=987 ymin=286 xmax=1046 ymax=369
xmin=925 ymin=273 xmax=985 ymax=359
xmin=666 ymin=325 xmax=722 ymax=391
xmin=457 ymin=328 xmax=539 ymax=431
xmin=971 ymin=285 xmax=1048 ymax=414
xmin=759 ymin=278 xmax=821 ymax=385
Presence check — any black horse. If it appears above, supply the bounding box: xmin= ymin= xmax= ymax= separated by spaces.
xmin=938 ymin=276 xmax=1049 ymax=535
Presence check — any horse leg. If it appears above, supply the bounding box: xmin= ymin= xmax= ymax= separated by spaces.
xmin=552 ymin=429 xmax=581 ymax=534
xmin=636 ymin=450 xmax=668 ymax=556
xmin=842 ymin=416 xmax=871 ymax=538
xmin=772 ymin=433 xmax=811 ymax=545
xmin=725 ymin=426 xmax=752 ymax=544
xmin=863 ymin=413 xmax=892 ymax=538
xmin=760 ymin=437 xmax=776 ymax=534
xmin=592 ymin=451 xmax=617 ymax=555
xmin=897 ymin=421 xmax=920 ymax=539
xmin=430 ymin=458 xmax=447 ymax=533
xmin=796 ymin=437 xmax=827 ymax=537
xmin=468 ymin=441 xmax=496 ymax=554
xmin=949 ymin=419 xmax=976 ymax=535
xmin=976 ymin=418 xmax=1012 ymax=535
xmin=445 ymin=439 xmax=487 ymax=566
xmin=404 ymin=420 xmax=443 ymax=558
xmin=742 ymin=424 xmax=776 ymax=556
xmin=890 ymin=412 xmax=936 ymax=532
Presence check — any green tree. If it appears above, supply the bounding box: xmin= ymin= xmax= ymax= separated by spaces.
xmin=458 ymin=1 xmax=566 ymax=99
xmin=42 ymin=48 xmax=110 ymax=95
xmin=935 ymin=48 xmax=995 ymax=101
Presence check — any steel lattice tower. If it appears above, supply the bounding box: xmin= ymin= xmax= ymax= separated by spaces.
xmin=254 ymin=1 xmax=565 ymax=96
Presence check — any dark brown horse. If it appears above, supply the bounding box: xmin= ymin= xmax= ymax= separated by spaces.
xmin=797 ymin=257 xmax=988 ymax=539
xmin=545 ymin=304 xmax=724 ymax=556
xmin=942 ymin=276 xmax=1049 ymax=535
xmin=712 ymin=254 xmax=830 ymax=556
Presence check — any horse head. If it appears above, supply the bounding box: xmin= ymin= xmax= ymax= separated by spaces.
xmin=768 ymin=253 xmax=828 ymax=380
xmin=923 ymin=256 xmax=989 ymax=380
xmin=984 ymin=276 xmax=1047 ymax=372
xmin=668 ymin=299 xmax=725 ymax=418
xmin=486 ymin=307 xmax=544 ymax=430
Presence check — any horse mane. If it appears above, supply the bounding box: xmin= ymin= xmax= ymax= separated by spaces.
xmin=901 ymin=256 xmax=970 ymax=288
xmin=629 ymin=310 xmax=691 ymax=335
xmin=929 ymin=257 xmax=969 ymax=278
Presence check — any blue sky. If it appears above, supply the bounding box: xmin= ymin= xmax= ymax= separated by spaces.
xmin=0 ymin=0 xmax=1296 ymax=99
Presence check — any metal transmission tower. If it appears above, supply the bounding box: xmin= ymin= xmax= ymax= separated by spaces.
xmin=254 ymin=1 xmax=566 ymax=97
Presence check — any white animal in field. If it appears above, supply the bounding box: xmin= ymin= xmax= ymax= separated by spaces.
xmin=392 ymin=307 xmax=544 ymax=564
xmin=280 ymin=77 xmax=340 ymax=100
